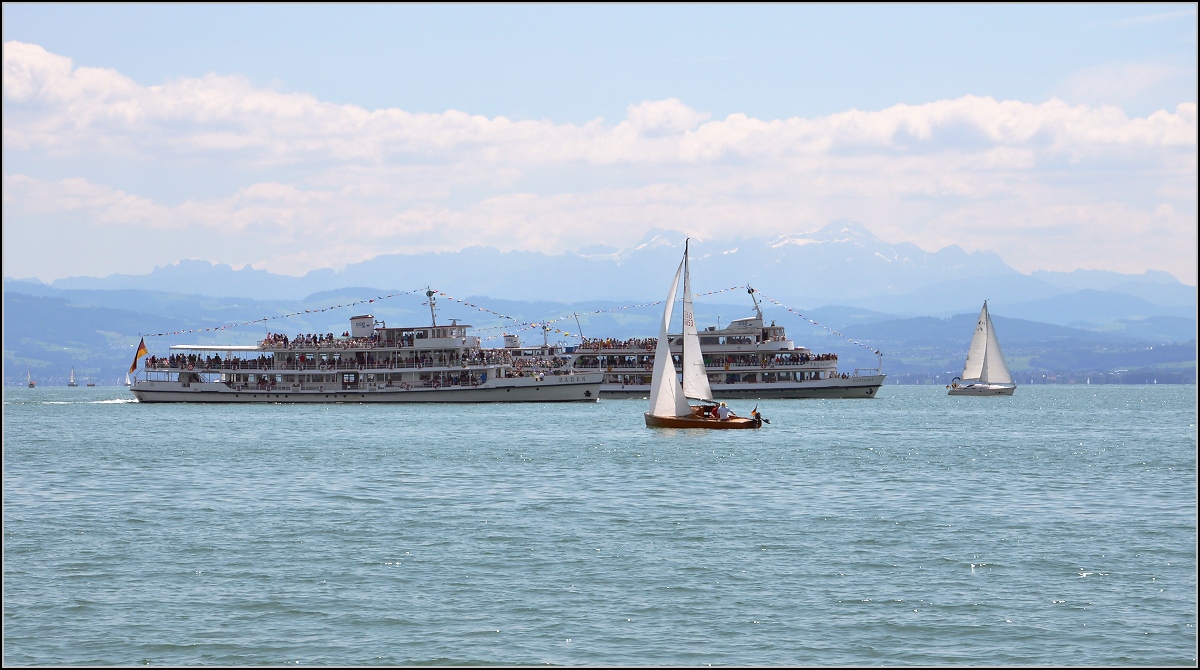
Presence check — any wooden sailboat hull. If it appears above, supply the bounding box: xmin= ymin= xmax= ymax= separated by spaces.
xmin=644 ymin=411 xmax=761 ymax=429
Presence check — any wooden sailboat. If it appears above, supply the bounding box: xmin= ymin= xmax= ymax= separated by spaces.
xmin=948 ymin=300 xmax=1016 ymax=396
xmin=68 ymin=367 xmax=79 ymax=387
xmin=645 ymin=240 xmax=763 ymax=429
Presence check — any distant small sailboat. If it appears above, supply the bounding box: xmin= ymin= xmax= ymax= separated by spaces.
xmin=68 ymin=367 xmax=79 ymax=387
xmin=28 ymin=368 xmax=36 ymax=388
xmin=947 ymin=300 xmax=1016 ymax=396
xmin=86 ymin=381 xmax=96 ymax=387
xmin=124 ymin=372 xmax=133 ymax=387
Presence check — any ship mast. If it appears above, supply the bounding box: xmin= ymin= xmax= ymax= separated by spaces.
xmin=747 ymin=285 xmax=763 ymax=320
xmin=425 ymin=288 xmax=437 ymax=327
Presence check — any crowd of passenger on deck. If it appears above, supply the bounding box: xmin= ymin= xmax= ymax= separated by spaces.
xmin=145 ymin=353 xmax=273 ymax=370
xmin=578 ymin=337 xmax=655 ymax=350
xmin=571 ymin=350 xmax=838 ymax=370
xmin=146 ymin=348 xmax=516 ymax=372
xmin=262 ymin=331 xmax=381 ymax=349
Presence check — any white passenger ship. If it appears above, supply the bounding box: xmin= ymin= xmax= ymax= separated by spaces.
xmin=131 ymin=315 xmax=601 ymax=403
xmin=515 ymin=291 xmax=886 ymax=399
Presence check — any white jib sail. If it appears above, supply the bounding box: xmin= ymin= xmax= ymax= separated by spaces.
xmin=980 ymin=305 xmax=1013 ymax=385
xmin=680 ymin=244 xmax=714 ymax=402
xmin=961 ymin=302 xmax=989 ymax=381
xmin=648 ymin=257 xmax=691 ymax=418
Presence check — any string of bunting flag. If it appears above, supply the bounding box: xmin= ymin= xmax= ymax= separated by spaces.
xmin=425 ymin=285 xmax=746 ymax=341
xmin=140 ymin=288 xmax=429 ymax=337
xmin=139 ymin=283 xmax=747 ymax=342
xmin=753 ymin=290 xmax=883 ymax=356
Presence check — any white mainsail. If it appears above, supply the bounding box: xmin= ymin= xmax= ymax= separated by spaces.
xmin=680 ymin=242 xmax=714 ymax=402
xmin=647 ymin=257 xmax=691 ymax=418
xmin=961 ymin=304 xmax=988 ymax=381
xmin=961 ymin=301 xmax=1012 ymax=385
xmin=980 ymin=304 xmax=1012 ymax=384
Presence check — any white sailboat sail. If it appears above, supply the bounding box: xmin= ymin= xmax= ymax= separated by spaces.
xmin=680 ymin=243 xmax=714 ymax=402
xmin=961 ymin=303 xmax=989 ymax=381
xmin=959 ymin=301 xmax=1014 ymax=385
xmin=647 ymin=257 xmax=691 ymax=418
xmin=980 ymin=304 xmax=1012 ymax=385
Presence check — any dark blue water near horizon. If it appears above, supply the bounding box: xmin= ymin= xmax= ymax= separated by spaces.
xmin=4 ymin=385 xmax=1196 ymax=666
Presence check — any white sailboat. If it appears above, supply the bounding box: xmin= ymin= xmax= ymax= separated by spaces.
xmin=68 ymin=367 xmax=78 ymax=387
xmin=948 ymin=300 xmax=1016 ymax=396
xmin=28 ymin=368 xmax=36 ymax=388
xmin=124 ymin=372 xmax=132 ymax=387
xmin=645 ymin=240 xmax=764 ymax=429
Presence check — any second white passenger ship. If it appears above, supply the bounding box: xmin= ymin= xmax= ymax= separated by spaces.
xmin=508 ymin=291 xmax=887 ymax=399
xmin=131 ymin=315 xmax=601 ymax=403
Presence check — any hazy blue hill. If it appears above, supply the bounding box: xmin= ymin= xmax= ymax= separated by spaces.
xmin=1004 ymin=290 xmax=1196 ymax=326
xmin=844 ymin=273 xmax=1065 ymax=316
xmin=3 ymin=293 xmax=181 ymax=386
xmin=830 ymin=314 xmax=1134 ymax=358
xmin=1104 ymin=280 xmax=1198 ymax=308
xmin=1092 ymin=316 xmax=1197 ymax=343
xmin=1029 ymin=343 xmax=1196 ymax=374
xmin=50 ymin=259 xmax=319 ymax=301
xmin=777 ymin=305 xmax=900 ymax=328
xmin=1032 ymin=268 xmax=1186 ymax=291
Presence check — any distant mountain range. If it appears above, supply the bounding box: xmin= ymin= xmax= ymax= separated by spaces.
xmin=30 ymin=220 xmax=1193 ymax=317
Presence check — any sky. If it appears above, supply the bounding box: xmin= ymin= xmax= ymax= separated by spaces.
xmin=3 ymin=3 xmax=1197 ymax=284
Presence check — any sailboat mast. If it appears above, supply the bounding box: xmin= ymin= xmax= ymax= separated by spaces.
xmin=680 ymin=239 xmax=714 ymax=402
xmin=686 ymin=237 xmax=696 ymax=372
xmin=980 ymin=300 xmax=991 ymax=382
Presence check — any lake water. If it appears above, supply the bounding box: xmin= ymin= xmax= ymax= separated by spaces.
xmin=3 ymin=385 xmax=1196 ymax=666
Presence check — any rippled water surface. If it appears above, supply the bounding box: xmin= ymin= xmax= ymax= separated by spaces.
xmin=4 ymin=385 xmax=1196 ymax=665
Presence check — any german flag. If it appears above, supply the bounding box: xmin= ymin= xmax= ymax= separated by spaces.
xmin=129 ymin=337 xmax=148 ymax=373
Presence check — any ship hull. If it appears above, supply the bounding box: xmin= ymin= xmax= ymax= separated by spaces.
xmin=131 ymin=376 xmax=601 ymax=403
xmin=604 ymin=375 xmax=885 ymax=399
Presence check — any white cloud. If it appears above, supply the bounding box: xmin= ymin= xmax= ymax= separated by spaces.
xmin=3 ymin=41 xmax=1197 ymax=282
